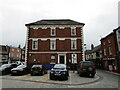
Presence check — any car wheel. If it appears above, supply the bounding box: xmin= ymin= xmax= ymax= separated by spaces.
xmin=65 ymin=77 xmax=68 ymax=80
xmin=45 ymin=71 xmax=48 ymax=74
xmin=77 ymin=71 xmax=79 ymax=74
xmin=31 ymin=73 xmax=34 ymax=76
xmin=50 ymin=75 xmax=53 ymax=80
xmin=41 ymin=71 xmax=44 ymax=75
xmin=91 ymin=74 xmax=95 ymax=78
xmin=79 ymin=73 xmax=83 ymax=77
xmin=2 ymin=71 xmax=5 ymax=75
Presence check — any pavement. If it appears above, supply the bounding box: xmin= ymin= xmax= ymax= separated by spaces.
xmin=0 ymin=69 xmax=119 ymax=88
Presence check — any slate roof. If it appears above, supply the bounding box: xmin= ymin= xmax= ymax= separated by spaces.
xmin=85 ymin=45 xmax=101 ymax=54
xmin=85 ymin=50 xmax=92 ymax=54
xmin=91 ymin=45 xmax=101 ymax=53
xmin=25 ymin=19 xmax=85 ymax=26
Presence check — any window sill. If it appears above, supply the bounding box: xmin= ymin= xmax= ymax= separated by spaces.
xmin=50 ymin=63 xmax=55 ymax=64
xmin=32 ymin=49 xmax=38 ymax=50
xmin=71 ymin=49 xmax=77 ymax=50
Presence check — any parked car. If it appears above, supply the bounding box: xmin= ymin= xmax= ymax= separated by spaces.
xmin=0 ymin=64 xmax=18 ymax=75
xmin=50 ymin=64 xmax=69 ymax=80
xmin=31 ymin=65 xmax=47 ymax=76
xmin=77 ymin=61 xmax=96 ymax=78
xmin=11 ymin=65 xmax=29 ymax=75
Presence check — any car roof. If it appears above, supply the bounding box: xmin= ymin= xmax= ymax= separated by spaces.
xmin=17 ymin=65 xmax=26 ymax=66
xmin=32 ymin=65 xmax=42 ymax=67
xmin=54 ymin=64 xmax=66 ymax=66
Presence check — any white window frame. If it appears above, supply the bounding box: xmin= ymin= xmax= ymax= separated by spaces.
xmin=17 ymin=50 xmax=19 ymax=52
xmin=109 ymin=47 xmax=112 ymax=55
xmin=103 ymin=42 xmax=105 ymax=45
xmin=71 ymin=27 xmax=76 ymax=36
xmin=17 ymin=54 xmax=19 ymax=57
xmin=108 ymin=39 xmax=111 ymax=44
xmin=71 ymin=40 xmax=77 ymax=50
xmin=50 ymin=40 xmax=56 ymax=50
xmin=71 ymin=54 xmax=77 ymax=63
xmin=104 ymin=48 xmax=106 ymax=56
xmin=58 ymin=54 xmax=66 ymax=64
xmin=12 ymin=49 xmax=14 ymax=51
xmin=32 ymin=39 xmax=38 ymax=50
xmin=51 ymin=28 xmax=56 ymax=36
xmin=50 ymin=55 xmax=55 ymax=64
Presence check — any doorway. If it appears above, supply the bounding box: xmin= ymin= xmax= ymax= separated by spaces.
xmin=58 ymin=54 xmax=66 ymax=64
xmin=60 ymin=56 xmax=65 ymax=64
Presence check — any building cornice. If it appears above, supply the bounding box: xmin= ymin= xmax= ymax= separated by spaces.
xmin=29 ymin=37 xmax=82 ymax=40
xmin=28 ymin=25 xmax=84 ymax=29
xmin=28 ymin=51 xmax=82 ymax=54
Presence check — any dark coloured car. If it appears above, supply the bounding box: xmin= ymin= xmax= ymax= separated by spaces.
xmin=11 ymin=65 xmax=29 ymax=75
xmin=0 ymin=64 xmax=18 ymax=75
xmin=50 ymin=64 xmax=69 ymax=80
xmin=77 ymin=61 xmax=96 ymax=78
xmin=31 ymin=65 xmax=47 ymax=76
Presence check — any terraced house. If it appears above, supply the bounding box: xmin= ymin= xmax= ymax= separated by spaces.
xmin=25 ymin=19 xmax=85 ymax=68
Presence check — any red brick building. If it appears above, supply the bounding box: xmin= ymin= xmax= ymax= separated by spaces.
xmin=0 ymin=45 xmax=9 ymax=64
xmin=101 ymin=32 xmax=118 ymax=72
xmin=9 ymin=46 xmax=22 ymax=63
xmin=25 ymin=19 xmax=85 ymax=67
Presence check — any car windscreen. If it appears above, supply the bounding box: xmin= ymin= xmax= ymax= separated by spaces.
xmin=17 ymin=65 xmax=26 ymax=68
xmin=82 ymin=62 xmax=94 ymax=66
xmin=53 ymin=64 xmax=66 ymax=69
xmin=0 ymin=64 xmax=11 ymax=68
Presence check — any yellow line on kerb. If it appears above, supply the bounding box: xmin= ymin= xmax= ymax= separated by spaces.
xmin=68 ymin=82 xmax=100 ymax=88
xmin=12 ymin=74 xmax=29 ymax=79
xmin=36 ymin=74 xmax=49 ymax=82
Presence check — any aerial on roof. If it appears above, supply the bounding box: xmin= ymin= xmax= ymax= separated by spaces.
xmin=25 ymin=19 xmax=85 ymax=26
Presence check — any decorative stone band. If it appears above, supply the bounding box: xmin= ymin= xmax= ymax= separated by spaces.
xmin=29 ymin=37 xmax=82 ymax=41
xmin=28 ymin=51 xmax=82 ymax=54
xmin=29 ymin=25 xmax=84 ymax=30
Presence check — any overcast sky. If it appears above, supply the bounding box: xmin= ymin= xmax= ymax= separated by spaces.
xmin=0 ymin=0 xmax=119 ymax=49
